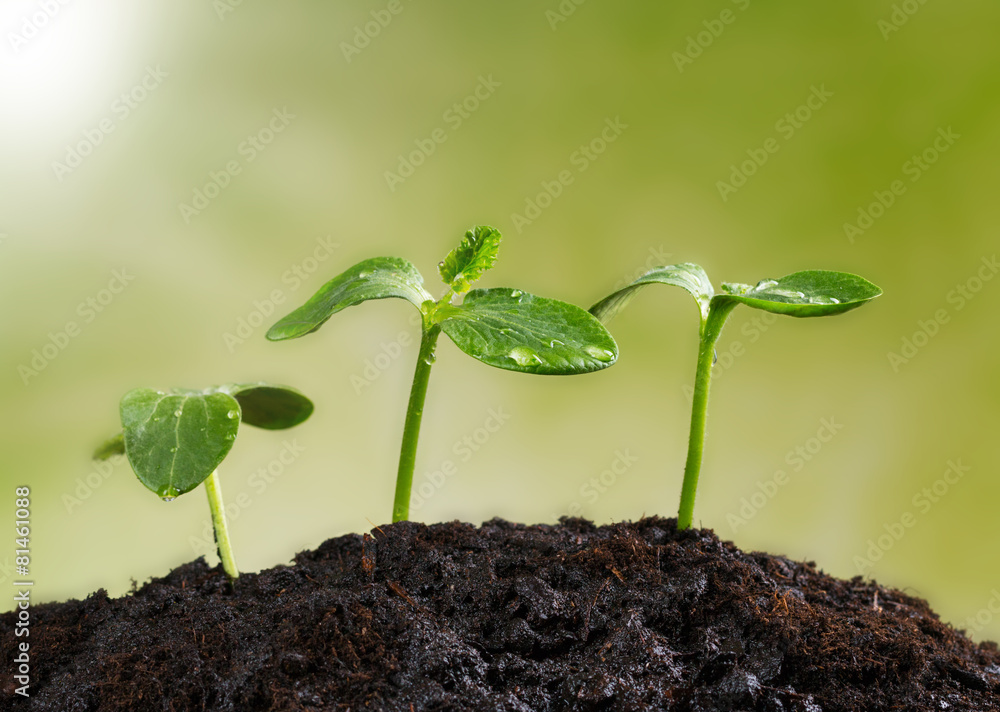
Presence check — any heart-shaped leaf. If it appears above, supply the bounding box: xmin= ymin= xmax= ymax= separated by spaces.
xmin=221 ymin=383 xmax=314 ymax=430
xmin=120 ymin=388 xmax=241 ymax=499
xmin=438 ymin=225 xmax=502 ymax=294
xmin=438 ymin=288 xmax=618 ymax=374
xmin=715 ymin=270 xmax=882 ymax=317
xmin=267 ymin=257 xmax=434 ymax=341
xmin=590 ymin=263 xmax=714 ymax=324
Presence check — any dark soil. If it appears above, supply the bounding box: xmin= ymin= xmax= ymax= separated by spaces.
xmin=3 ymin=518 xmax=999 ymax=711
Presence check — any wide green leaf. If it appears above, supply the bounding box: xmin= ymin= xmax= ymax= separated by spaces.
xmin=438 ymin=225 xmax=502 ymax=294
xmin=120 ymin=388 xmax=240 ymax=499
xmin=438 ymin=288 xmax=618 ymax=374
xmin=267 ymin=257 xmax=434 ymax=341
xmin=221 ymin=383 xmax=314 ymax=430
xmin=590 ymin=263 xmax=714 ymax=324
xmin=715 ymin=270 xmax=882 ymax=317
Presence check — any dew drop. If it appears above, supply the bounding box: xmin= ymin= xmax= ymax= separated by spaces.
xmin=583 ymin=345 xmax=615 ymax=362
xmin=712 ymin=348 xmax=718 ymax=365
xmin=510 ymin=289 xmax=523 ymax=299
xmin=549 ymin=339 xmax=565 ymax=348
xmin=753 ymin=279 xmax=779 ymax=291
xmin=159 ymin=486 xmax=179 ymax=502
xmin=169 ymin=447 xmax=177 ymax=453
xmin=173 ymin=409 xmax=182 ymax=417
xmin=357 ymin=270 xmax=372 ymax=279
xmin=227 ymin=410 xmax=238 ymax=419
xmin=807 ymin=295 xmax=840 ymax=305
xmin=508 ymin=346 xmax=542 ymax=367
xmin=225 ymin=433 xmax=236 ymax=440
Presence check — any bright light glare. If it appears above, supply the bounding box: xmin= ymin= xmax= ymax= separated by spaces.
xmin=0 ymin=2 xmax=134 ymax=134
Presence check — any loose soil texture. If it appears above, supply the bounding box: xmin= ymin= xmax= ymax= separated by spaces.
xmin=3 ymin=517 xmax=999 ymax=711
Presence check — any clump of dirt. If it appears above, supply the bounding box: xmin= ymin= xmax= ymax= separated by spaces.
xmin=3 ymin=517 xmax=999 ymax=711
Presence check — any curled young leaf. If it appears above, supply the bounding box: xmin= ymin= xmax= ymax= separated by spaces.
xmin=590 ymin=263 xmax=714 ymax=324
xmin=715 ymin=270 xmax=882 ymax=317
xmin=438 ymin=225 xmax=502 ymax=295
xmin=120 ymin=388 xmax=241 ymax=499
xmin=438 ymin=288 xmax=618 ymax=374
xmin=267 ymin=257 xmax=434 ymax=341
xmin=221 ymin=383 xmax=314 ymax=430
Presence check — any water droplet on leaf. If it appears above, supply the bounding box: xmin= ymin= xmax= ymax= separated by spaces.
xmin=159 ymin=486 xmax=179 ymax=502
xmin=508 ymin=346 xmax=542 ymax=367
xmin=583 ymin=345 xmax=615 ymax=362
xmin=549 ymin=339 xmax=565 ymax=348
xmin=510 ymin=289 xmax=523 ymax=299
xmin=227 ymin=410 xmax=238 ymax=419
xmin=160 ymin=496 xmax=176 ymax=503
xmin=807 ymin=295 xmax=840 ymax=305
xmin=173 ymin=409 xmax=182 ymax=417
xmin=753 ymin=279 xmax=779 ymax=291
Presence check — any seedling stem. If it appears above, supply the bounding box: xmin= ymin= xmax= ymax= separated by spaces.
xmin=204 ymin=469 xmax=239 ymax=580
xmin=394 ymin=323 xmax=442 ymax=522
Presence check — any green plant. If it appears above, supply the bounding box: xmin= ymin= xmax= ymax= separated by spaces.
xmin=95 ymin=383 xmax=313 ymax=580
xmin=267 ymin=225 xmax=618 ymax=522
xmin=590 ymin=264 xmax=881 ymax=530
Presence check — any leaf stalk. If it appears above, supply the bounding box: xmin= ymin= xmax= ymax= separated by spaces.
xmin=204 ymin=469 xmax=239 ymax=580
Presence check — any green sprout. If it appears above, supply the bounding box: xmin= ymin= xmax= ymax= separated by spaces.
xmin=590 ymin=264 xmax=881 ymax=530
xmin=267 ymin=225 xmax=618 ymax=523
xmin=95 ymin=383 xmax=313 ymax=580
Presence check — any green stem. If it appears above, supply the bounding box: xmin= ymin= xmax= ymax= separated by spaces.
xmin=677 ymin=302 xmax=737 ymax=530
xmin=204 ymin=469 xmax=239 ymax=580
xmin=392 ymin=323 xmax=441 ymax=522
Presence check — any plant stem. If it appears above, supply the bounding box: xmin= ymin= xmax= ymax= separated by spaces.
xmin=204 ymin=469 xmax=239 ymax=580
xmin=392 ymin=323 xmax=441 ymax=522
xmin=677 ymin=302 xmax=737 ymax=530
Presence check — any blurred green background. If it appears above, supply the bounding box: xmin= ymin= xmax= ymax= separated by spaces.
xmin=2 ymin=1 xmax=998 ymax=641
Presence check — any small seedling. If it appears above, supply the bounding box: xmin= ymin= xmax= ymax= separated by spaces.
xmin=590 ymin=264 xmax=881 ymax=530
xmin=95 ymin=383 xmax=314 ymax=580
xmin=267 ymin=225 xmax=618 ymax=522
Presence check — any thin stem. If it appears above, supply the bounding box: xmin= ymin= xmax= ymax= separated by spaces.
xmin=392 ymin=323 xmax=441 ymax=522
xmin=677 ymin=302 xmax=737 ymax=530
xmin=204 ymin=469 xmax=239 ymax=580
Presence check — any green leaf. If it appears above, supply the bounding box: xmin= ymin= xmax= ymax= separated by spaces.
xmin=715 ymin=270 xmax=882 ymax=317
xmin=221 ymin=383 xmax=314 ymax=430
xmin=120 ymin=388 xmax=240 ymax=499
xmin=438 ymin=225 xmax=502 ymax=294
xmin=93 ymin=432 xmax=125 ymax=460
xmin=267 ymin=257 xmax=434 ymax=341
xmin=438 ymin=288 xmax=618 ymax=374
xmin=590 ymin=263 xmax=715 ymax=324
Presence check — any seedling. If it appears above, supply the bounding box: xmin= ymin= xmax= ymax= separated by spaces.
xmin=267 ymin=225 xmax=618 ymax=522
xmin=95 ymin=383 xmax=313 ymax=580
xmin=590 ymin=264 xmax=881 ymax=530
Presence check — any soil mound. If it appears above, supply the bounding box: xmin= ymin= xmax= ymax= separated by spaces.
xmin=3 ymin=518 xmax=998 ymax=710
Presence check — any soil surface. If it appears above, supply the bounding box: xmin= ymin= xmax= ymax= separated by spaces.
xmin=3 ymin=517 xmax=999 ymax=711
